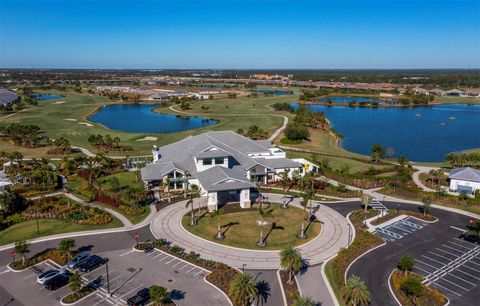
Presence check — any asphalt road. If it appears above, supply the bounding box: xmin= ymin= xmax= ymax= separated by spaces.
xmin=323 ymin=200 xmax=479 ymax=306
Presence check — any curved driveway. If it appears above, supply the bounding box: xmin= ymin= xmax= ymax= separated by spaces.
xmin=151 ymin=194 xmax=350 ymax=269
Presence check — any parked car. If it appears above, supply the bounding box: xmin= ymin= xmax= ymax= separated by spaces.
xmin=144 ymin=244 xmax=154 ymax=253
xmin=37 ymin=268 xmax=70 ymax=285
xmin=459 ymin=233 xmax=480 ymax=244
xmin=68 ymin=251 xmax=91 ymax=269
xmin=78 ymin=255 xmax=106 ymax=272
xmin=44 ymin=273 xmax=70 ymax=290
xmin=36 ymin=269 xmax=59 ymax=285
xmin=127 ymin=288 xmax=150 ymax=306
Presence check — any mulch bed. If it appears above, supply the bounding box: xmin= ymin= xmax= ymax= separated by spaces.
xmin=279 ymin=270 xmax=300 ymax=306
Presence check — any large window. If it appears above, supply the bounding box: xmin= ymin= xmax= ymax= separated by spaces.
xmin=203 ymin=158 xmax=212 ymax=165
xmin=214 ymin=157 xmax=224 ymax=165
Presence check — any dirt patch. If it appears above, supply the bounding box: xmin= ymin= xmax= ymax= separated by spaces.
xmin=279 ymin=269 xmax=300 ymax=306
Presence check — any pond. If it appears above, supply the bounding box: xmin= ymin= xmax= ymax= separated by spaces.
xmin=250 ymin=89 xmax=293 ymax=95
xmin=316 ymin=95 xmax=399 ymax=104
xmin=88 ymin=104 xmax=218 ymax=133
xmin=30 ymin=93 xmax=65 ymax=100
xmin=291 ymin=103 xmax=480 ymax=162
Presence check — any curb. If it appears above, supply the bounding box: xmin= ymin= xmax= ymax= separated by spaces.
xmin=277 ymin=270 xmax=288 ymax=306
xmin=345 ymin=211 xmax=356 ymax=246
xmin=321 ymin=255 xmax=340 ymax=306
xmin=387 ymin=269 xmax=402 ymax=306
xmin=203 ymin=274 xmax=234 ymax=306
xmin=344 ymin=241 xmax=387 ymax=283
xmin=60 ymin=289 xmax=97 ymax=306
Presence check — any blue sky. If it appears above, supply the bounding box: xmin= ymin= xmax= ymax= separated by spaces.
xmin=0 ymin=0 xmax=479 ymax=69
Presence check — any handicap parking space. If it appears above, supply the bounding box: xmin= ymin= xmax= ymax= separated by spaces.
xmin=413 ymin=238 xmax=480 ymax=299
xmin=374 ymin=216 xmax=427 ymax=241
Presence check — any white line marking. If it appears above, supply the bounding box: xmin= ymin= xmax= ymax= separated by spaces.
xmin=172 ymin=261 xmax=183 ymax=267
xmin=435 ymin=276 xmax=470 ymax=291
xmin=119 ymin=250 xmax=134 ymax=257
xmin=159 ymin=256 xmax=170 ymax=262
xmin=414 ymin=266 xmax=432 ymax=274
xmin=165 ymin=258 xmax=176 ymax=264
xmin=419 ymin=256 xmax=445 ymax=268
xmin=423 ymin=254 xmax=449 ymax=266
xmin=117 ymin=283 xmax=145 ymax=299
xmin=431 ymin=281 xmax=462 ymax=297
xmin=450 ymin=226 xmax=467 ymax=232
xmin=454 ymin=268 xmax=480 ymax=280
xmin=462 ymin=264 xmax=480 ymax=274
xmin=153 ymin=253 xmax=163 ymax=259
xmin=0 ymin=270 xmax=10 ymax=275
xmin=443 ymin=272 xmax=477 ymax=286
xmin=429 ymin=251 xmax=457 ymax=262
xmin=435 ymin=248 xmax=460 ymax=258
xmin=193 ymin=270 xmax=204 ymax=277
xmin=185 ymin=267 xmax=196 ymax=273
xmin=448 ymin=240 xmax=473 ymax=250
xmin=441 ymin=244 xmax=466 ymax=254
xmin=178 ymin=264 xmax=189 ymax=271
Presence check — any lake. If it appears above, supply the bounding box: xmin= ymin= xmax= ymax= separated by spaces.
xmin=31 ymin=93 xmax=65 ymax=100
xmin=316 ymin=95 xmax=399 ymax=104
xmin=291 ymin=103 xmax=480 ymax=162
xmin=89 ymin=104 xmax=218 ymax=133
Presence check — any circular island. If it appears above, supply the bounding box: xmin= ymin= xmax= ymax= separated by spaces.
xmin=181 ymin=203 xmax=322 ymax=250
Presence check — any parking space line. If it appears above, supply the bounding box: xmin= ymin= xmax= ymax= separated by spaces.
xmin=116 ymin=283 xmax=145 ymax=299
xmin=435 ymin=248 xmax=460 ymax=258
xmin=193 ymin=270 xmax=204 ymax=277
xmin=435 ymin=276 xmax=470 ymax=291
xmin=422 ymin=255 xmax=449 ymax=266
xmin=413 ymin=265 xmax=431 ymax=274
xmin=153 ymin=253 xmax=164 ymax=259
xmin=178 ymin=264 xmax=190 ymax=271
xmin=431 ymin=281 xmax=462 ymax=297
xmin=23 ymin=273 xmax=36 ymax=280
xmin=159 ymin=255 xmax=170 ymax=262
xmin=416 ymin=258 xmax=442 ymax=270
xmin=165 ymin=258 xmax=176 ymax=264
xmin=441 ymin=244 xmax=466 ymax=254
xmin=469 ymin=259 xmax=480 ymax=267
xmin=454 ymin=268 xmax=480 ymax=280
xmin=429 ymin=251 xmax=457 ymax=262
xmin=185 ymin=267 xmax=196 ymax=274
xmin=172 ymin=261 xmax=183 ymax=267
xmin=461 ymin=264 xmax=480 ymax=274
xmin=119 ymin=250 xmax=135 ymax=257
xmin=448 ymin=240 xmax=473 ymax=250
xmin=443 ymin=272 xmax=477 ymax=286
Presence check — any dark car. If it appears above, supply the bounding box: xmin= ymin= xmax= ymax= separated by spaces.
xmin=127 ymin=288 xmax=150 ymax=306
xmin=78 ymin=255 xmax=106 ymax=272
xmin=459 ymin=233 xmax=480 ymax=244
xmin=44 ymin=273 xmax=69 ymax=290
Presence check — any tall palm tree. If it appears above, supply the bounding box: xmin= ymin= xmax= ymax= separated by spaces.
xmin=210 ymin=208 xmax=224 ymax=239
xmin=228 ymin=272 xmax=259 ymax=306
xmin=279 ymin=169 xmax=290 ymax=209
xmin=293 ymin=296 xmax=317 ymax=306
xmin=280 ymin=247 xmax=303 ymax=284
xmin=257 ymin=206 xmax=273 ymax=247
xmin=342 ymin=275 xmax=371 ymax=306
xmin=186 ymin=184 xmax=200 ymax=226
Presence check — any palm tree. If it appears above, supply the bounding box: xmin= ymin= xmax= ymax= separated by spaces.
xmin=293 ymin=296 xmax=317 ymax=306
xmin=149 ymin=285 xmax=172 ymax=305
xmin=186 ymin=184 xmax=200 ymax=226
xmin=68 ymin=272 xmax=83 ymax=298
xmin=279 ymin=169 xmax=290 ymax=208
xmin=445 ymin=152 xmax=459 ymax=168
xmin=211 ymin=208 xmax=224 ymax=239
xmin=257 ymin=206 xmax=273 ymax=247
xmin=280 ymin=247 xmax=303 ymax=284
xmin=228 ymin=272 xmax=259 ymax=306
xmin=422 ymin=196 xmax=432 ymax=216
xmin=342 ymin=275 xmax=371 ymax=306
xmin=59 ymin=238 xmax=76 ymax=259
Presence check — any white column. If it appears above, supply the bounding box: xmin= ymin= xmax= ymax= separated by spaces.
xmin=240 ymin=189 xmax=251 ymax=208
xmin=207 ymin=191 xmax=218 ymax=211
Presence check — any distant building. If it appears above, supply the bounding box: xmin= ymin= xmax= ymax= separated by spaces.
xmin=148 ymin=92 xmax=170 ymax=100
xmin=429 ymin=88 xmax=446 ymax=96
xmin=445 ymin=89 xmax=466 ymax=97
xmin=465 ymin=88 xmax=480 ymax=97
xmin=448 ymin=167 xmax=480 ymax=195
xmin=412 ymin=87 xmax=430 ymax=95
xmin=0 ymin=88 xmax=19 ymax=107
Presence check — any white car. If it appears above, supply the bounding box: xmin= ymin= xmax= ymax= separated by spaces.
xmin=36 ymin=269 xmax=59 ymax=285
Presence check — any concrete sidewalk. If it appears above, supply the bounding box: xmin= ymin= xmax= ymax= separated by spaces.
xmin=150 ymin=193 xmax=350 ymax=269
xmin=296 ymin=264 xmax=336 ymax=306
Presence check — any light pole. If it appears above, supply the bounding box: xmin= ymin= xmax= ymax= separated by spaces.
xmin=242 ymin=264 xmax=247 ymax=273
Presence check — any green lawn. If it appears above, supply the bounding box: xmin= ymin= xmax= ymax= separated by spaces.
xmin=182 ymin=204 xmax=321 ymax=250
xmin=0 ymin=91 xmax=291 ymax=157
xmin=435 ymin=96 xmax=480 ymax=105
xmin=100 ymin=171 xmax=143 ymax=189
xmin=0 ymin=218 xmax=123 ymax=246
xmin=92 ymin=201 xmax=152 ymax=225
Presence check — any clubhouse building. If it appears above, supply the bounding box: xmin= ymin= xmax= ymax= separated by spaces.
xmin=448 ymin=167 xmax=480 ymax=195
xmin=141 ymin=131 xmax=315 ymax=210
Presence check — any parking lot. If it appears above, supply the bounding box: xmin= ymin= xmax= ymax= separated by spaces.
xmin=374 ymin=216 xmax=427 ymax=241
xmin=413 ymin=238 xmax=480 ymax=301
xmin=0 ymin=248 xmax=230 ymax=306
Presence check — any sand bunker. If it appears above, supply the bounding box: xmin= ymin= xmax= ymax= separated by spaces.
xmin=64 ymin=118 xmax=77 ymax=121
xmin=53 ymin=101 xmax=66 ymax=104
xmin=78 ymin=122 xmax=94 ymax=127
xmin=136 ymin=136 xmax=158 ymax=141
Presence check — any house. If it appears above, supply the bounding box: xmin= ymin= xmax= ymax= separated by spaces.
xmin=465 ymin=88 xmax=480 ymax=97
xmin=148 ymin=92 xmax=170 ymax=100
xmin=429 ymin=88 xmax=446 ymax=96
xmin=412 ymin=87 xmax=430 ymax=95
xmin=445 ymin=89 xmax=466 ymax=97
xmin=0 ymin=88 xmax=19 ymax=107
xmin=141 ymin=131 xmax=312 ymax=210
xmin=448 ymin=167 xmax=480 ymax=195
xmin=0 ymin=169 xmax=12 ymax=193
